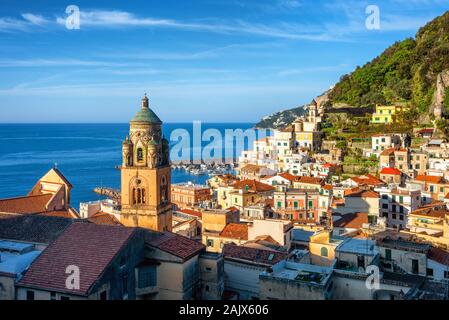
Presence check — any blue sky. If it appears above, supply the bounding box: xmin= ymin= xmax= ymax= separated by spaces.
xmin=0 ymin=0 xmax=448 ymax=123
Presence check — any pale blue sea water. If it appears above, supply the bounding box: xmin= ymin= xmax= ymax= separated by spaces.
xmin=0 ymin=123 xmax=260 ymax=209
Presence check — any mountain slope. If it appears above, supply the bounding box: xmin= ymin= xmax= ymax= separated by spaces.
xmin=328 ymin=10 xmax=449 ymax=115
xmin=255 ymin=105 xmax=306 ymax=129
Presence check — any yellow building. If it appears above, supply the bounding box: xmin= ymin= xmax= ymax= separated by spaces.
xmin=308 ymin=230 xmax=342 ymax=266
xmin=201 ymin=209 xmax=240 ymax=253
xmin=120 ymin=94 xmax=172 ymax=232
xmin=371 ymin=105 xmax=409 ymax=124
xmin=216 ymin=179 xmax=274 ymax=210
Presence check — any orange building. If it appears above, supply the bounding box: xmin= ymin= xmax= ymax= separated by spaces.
xmin=171 ymin=182 xmax=211 ymax=209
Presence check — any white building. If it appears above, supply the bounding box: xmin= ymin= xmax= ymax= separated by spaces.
xmin=375 ymin=186 xmax=422 ymax=229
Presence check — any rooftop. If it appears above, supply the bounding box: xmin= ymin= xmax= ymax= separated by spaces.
xmin=0 ymin=240 xmax=42 ymax=277
xmin=0 ymin=194 xmax=53 ymax=214
xmin=87 ymin=211 xmax=122 ymax=226
xmin=379 ymin=167 xmax=402 ymax=175
xmin=292 ymin=228 xmax=315 ymax=243
xmin=294 ymin=176 xmax=325 ymax=186
xmin=333 ymin=213 xmax=369 ymax=229
xmin=428 ymin=247 xmax=449 ymax=266
xmin=172 ymin=182 xmax=210 ymax=190
xmin=223 ymin=243 xmax=287 ymax=267
xmin=18 ymin=222 xmax=136 ymax=296
xmin=377 ymin=238 xmax=431 ymax=253
xmin=131 ymin=94 xmax=162 ymax=124
xmin=0 ymin=214 xmax=73 ymax=245
xmin=146 ymin=232 xmax=205 ymax=261
xmin=344 ymin=188 xmax=379 ymax=198
xmin=337 ymin=238 xmax=378 ymax=256
xmin=232 ymin=179 xmax=274 ymax=193
xmin=415 ymin=175 xmax=445 ymax=184
xmin=261 ymin=260 xmax=333 ymax=286
xmin=219 ymin=223 xmax=248 ymax=240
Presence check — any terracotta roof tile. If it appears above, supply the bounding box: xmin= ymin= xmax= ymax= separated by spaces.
xmin=333 ymin=213 xmax=368 ymax=229
xmin=223 ymin=243 xmax=287 ymax=266
xmin=415 ymin=175 xmax=445 ymax=184
xmin=220 ymin=223 xmax=249 ymax=240
xmin=294 ymin=176 xmax=325 ymax=186
xmin=87 ymin=211 xmax=122 ymax=226
xmin=0 ymin=194 xmax=53 ymax=214
xmin=39 ymin=208 xmax=80 ymax=219
xmin=278 ymin=172 xmax=297 ymax=182
xmin=18 ymin=222 xmax=135 ymax=295
xmin=351 ymin=174 xmax=384 ymax=186
xmin=380 ymin=148 xmax=396 ymax=156
xmin=240 ymin=164 xmax=264 ymax=174
xmin=344 ymin=188 xmax=379 ymax=198
xmin=0 ymin=214 xmax=73 ymax=244
xmin=410 ymin=207 xmax=449 ymax=219
xmin=177 ymin=208 xmax=202 ymax=218
xmin=428 ymin=247 xmax=449 ymax=266
xmin=146 ymin=232 xmax=204 ymax=261
xmin=380 ymin=167 xmax=402 ymax=175
xmin=233 ymin=179 xmax=274 ymax=193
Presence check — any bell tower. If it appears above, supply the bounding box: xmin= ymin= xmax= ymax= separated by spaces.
xmin=120 ymin=94 xmax=172 ymax=232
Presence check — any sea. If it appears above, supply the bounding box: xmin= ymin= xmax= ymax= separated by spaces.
xmin=0 ymin=123 xmax=266 ymax=210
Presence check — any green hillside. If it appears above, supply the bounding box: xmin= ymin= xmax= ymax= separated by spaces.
xmin=329 ymin=10 xmax=449 ymax=115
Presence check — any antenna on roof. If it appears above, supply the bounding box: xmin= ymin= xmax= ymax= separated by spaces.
xmin=54 ymin=162 xmax=58 ymax=169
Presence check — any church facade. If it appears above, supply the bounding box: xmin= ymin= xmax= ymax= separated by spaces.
xmin=120 ymin=94 xmax=172 ymax=231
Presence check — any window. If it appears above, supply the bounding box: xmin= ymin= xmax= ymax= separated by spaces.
xmin=385 ymin=249 xmax=392 ymax=261
xmin=122 ymin=273 xmax=129 ymax=298
xmin=444 ymin=271 xmax=449 ymax=279
xmin=138 ymin=265 xmax=157 ymax=288
xmin=26 ymin=290 xmax=35 ymax=300
xmin=277 ymin=201 xmax=282 ymax=209
xmin=412 ymin=259 xmax=419 ymax=274
xmin=293 ymin=201 xmax=298 ymax=209
xmin=399 ymin=215 xmax=404 ymax=221
xmin=50 ymin=291 xmax=56 ymax=300
xmin=320 ymin=247 xmax=328 ymax=257
xmin=308 ymin=200 xmax=313 ymax=209
xmin=426 ymin=268 xmax=434 ymax=277
xmin=392 ymin=213 xmax=397 ymax=219
xmin=399 ymin=196 xmax=404 ymax=204
xmin=207 ymin=239 xmax=214 ymax=247
xmin=137 ymin=148 xmax=144 ymax=162
xmin=133 ymin=188 xmax=146 ymax=205
xmin=357 ymin=255 xmax=365 ymax=269
xmin=100 ymin=291 xmax=108 ymax=300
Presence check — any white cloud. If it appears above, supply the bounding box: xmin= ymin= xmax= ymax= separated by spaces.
xmin=0 ymin=17 xmax=29 ymax=32
xmin=53 ymin=9 xmax=338 ymax=41
xmin=21 ymin=13 xmax=49 ymax=26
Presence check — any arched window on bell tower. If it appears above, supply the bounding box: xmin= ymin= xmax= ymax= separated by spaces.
xmin=137 ymin=148 xmax=144 ymax=163
xmin=132 ymin=187 xmax=146 ymax=205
